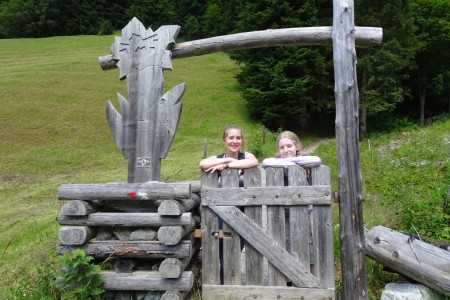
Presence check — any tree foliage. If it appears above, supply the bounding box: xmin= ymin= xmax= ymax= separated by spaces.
xmin=230 ymin=0 xmax=334 ymax=132
xmin=0 ymin=0 xmax=449 ymax=132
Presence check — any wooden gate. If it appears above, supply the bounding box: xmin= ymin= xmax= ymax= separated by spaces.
xmin=200 ymin=165 xmax=334 ymax=299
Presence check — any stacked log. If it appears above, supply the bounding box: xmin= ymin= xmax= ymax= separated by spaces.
xmin=56 ymin=181 xmax=201 ymax=300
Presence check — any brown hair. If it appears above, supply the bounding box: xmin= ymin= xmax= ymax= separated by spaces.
xmin=276 ymin=130 xmax=301 ymax=156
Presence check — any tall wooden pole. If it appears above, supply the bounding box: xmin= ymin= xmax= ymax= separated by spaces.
xmin=332 ymin=0 xmax=368 ymax=299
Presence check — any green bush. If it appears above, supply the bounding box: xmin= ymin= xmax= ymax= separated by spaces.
xmin=53 ymin=249 xmax=104 ymax=300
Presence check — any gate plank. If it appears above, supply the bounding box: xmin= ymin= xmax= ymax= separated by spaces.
xmin=266 ymin=167 xmax=287 ymax=286
xmin=201 ymin=170 xmax=221 ymax=285
xmin=221 ymin=169 xmax=242 ymax=285
xmin=203 ymin=284 xmax=334 ymax=300
xmin=243 ymin=167 xmax=264 ymax=285
xmin=311 ymin=165 xmax=334 ymax=288
xmin=211 ymin=205 xmax=319 ymax=287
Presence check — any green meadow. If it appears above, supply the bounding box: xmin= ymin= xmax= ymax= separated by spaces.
xmin=1 ymin=34 xmax=448 ymax=299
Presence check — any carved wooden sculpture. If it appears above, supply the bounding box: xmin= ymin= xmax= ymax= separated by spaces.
xmin=105 ymin=17 xmax=186 ymax=183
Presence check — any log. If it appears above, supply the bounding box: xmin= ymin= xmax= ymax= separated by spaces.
xmin=159 ymin=240 xmax=201 ymax=278
xmin=114 ymin=258 xmax=137 ymax=273
xmin=158 ymin=194 xmax=200 ymax=216
xmin=101 ymin=270 xmax=193 ymax=291
xmin=56 ymin=240 xmax=192 ymax=258
xmin=59 ymin=200 xmax=97 ymax=216
xmin=99 ymin=26 xmax=382 ymax=70
xmin=58 ymin=226 xmax=96 ymax=245
xmin=57 ymin=182 xmax=191 ymax=201
xmin=57 ymin=212 xmax=192 ymax=226
xmin=158 ymin=216 xmax=198 ymax=245
xmin=365 ymin=226 xmax=450 ymax=295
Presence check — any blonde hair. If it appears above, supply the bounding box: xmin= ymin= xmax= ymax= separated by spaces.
xmin=276 ymin=130 xmax=301 ymax=156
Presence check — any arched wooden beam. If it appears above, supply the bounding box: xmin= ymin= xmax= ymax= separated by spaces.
xmin=99 ymin=26 xmax=382 ymax=70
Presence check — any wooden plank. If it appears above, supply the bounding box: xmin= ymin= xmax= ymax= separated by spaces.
xmin=311 ymin=166 xmax=334 ymax=288
xmin=365 ymin=226 xmax=450 ymax=295
xmin=57 ymin=212 xmax=192 ymax=226
xmin=221 ymin=169 xmax=241 ymax=285
xmin=287 ymin=166 xmax=310 ymax=268
xmin=202 ymin=284 xmax=335 ymax=300
xmin=211 ymin=206 xmax=319 ymax=287
xmin=200 ymin=170 xmax=221 ymax=285
xmin=56 ymin=240 xmax=192 ymax=258
xmin=101 ymin=270 xmax=193 ymax=291
xmin=58 ymin=181 xmax=191 ymax=200
xmin=243 ymin=167 xmax=264 ymax=285
xmin=265 ymin=167 xmax=287 ymax=286
xmin=201 ymin=185 xmax=331 ymax=206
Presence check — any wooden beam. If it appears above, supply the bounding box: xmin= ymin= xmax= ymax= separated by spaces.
xmin=99 ymin=26 xmax=382 ymax=70
xmin=201 ymin=185 xmax=331 ymax=206
xmin=332 ymin=0 xmax=368 ymax=299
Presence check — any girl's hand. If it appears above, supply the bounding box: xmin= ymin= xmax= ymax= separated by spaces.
xmin=205 ymin=162 xmax=229 ymax=173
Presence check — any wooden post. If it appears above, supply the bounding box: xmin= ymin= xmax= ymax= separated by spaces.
xmin=332 ymin=0 xmax=368 ymax=298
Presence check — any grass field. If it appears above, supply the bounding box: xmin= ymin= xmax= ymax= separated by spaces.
xmin=0 ymin=34 xmax=282 ymax=298
xmin=1 ymin=34 xmax=449 ymax=299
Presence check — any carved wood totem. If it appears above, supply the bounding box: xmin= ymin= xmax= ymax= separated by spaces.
xmin=104 ymin=17 xmax=186 ymax=183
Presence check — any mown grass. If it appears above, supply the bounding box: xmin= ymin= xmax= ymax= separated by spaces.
xmin=1 ymin=34 xmax=449 ymax=299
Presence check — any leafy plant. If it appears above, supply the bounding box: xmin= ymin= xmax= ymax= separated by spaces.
xmin=53 ymin=249 xmax=104 ymax=300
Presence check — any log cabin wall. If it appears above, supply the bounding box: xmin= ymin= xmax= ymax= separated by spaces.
xmin=56 ymin=181 xmax=202 ymax=300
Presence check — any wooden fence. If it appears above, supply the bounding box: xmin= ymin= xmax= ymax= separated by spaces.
xmin=55 ymin=165 xmax=334 ymax=299
xmin=200 ymin=165 xmax=334 ymax=299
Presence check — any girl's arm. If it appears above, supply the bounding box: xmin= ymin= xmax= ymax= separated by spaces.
xmin=199 ymin=152 xmax=258 ymax=173
xmin=262 ymin=155 xmax=322 ymax=168
xmin=199 ymin=156 xmax=233 ymax=170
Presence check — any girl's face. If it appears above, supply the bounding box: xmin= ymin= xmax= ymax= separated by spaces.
xmin=223 ymin=128 xmax=243 ymax=154
xmin=278 ymin=138 xmax=299 ymax=158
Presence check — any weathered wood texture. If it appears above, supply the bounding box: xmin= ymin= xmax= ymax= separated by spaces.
xmin=200 ymin=166 xmax=334 ymax=299
xmin=60 ymin=200 xmax=97 ymax=216
xmin=158 ymin=194 xmax=200 ymax=216
xmin=202 ymin=285 xmax=335 ymax=300
xmin=99 ymin=26 xmax=382 ymax=70
xmin=57 ymin=212 xmax=192 ymax=226
xmin=103 ymin=18 xmax=187 ymax=183
xmin=58 ymin=182 xmax=191 ymax=200
xmin=56 ymin=178 xmax=201 ymax=297
xmin=332 ymin=0 xmax=367 ymax=299
xmin=101 ymin=270 xmax=193 ymax=291
xmin=365 ymin=226 xmax=450 ymax=295
xmin=57 ymin=240 xmax=193 ymax=258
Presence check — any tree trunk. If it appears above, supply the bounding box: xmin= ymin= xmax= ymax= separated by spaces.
xmin=420 ymin=86 xmax=426 ymax=126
